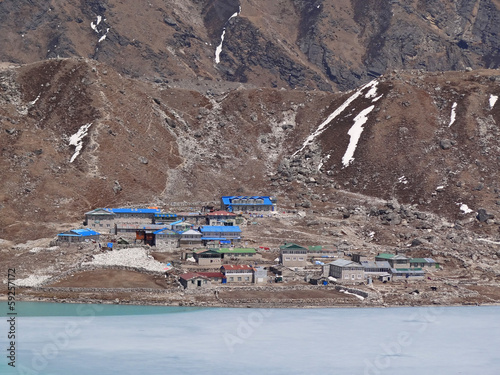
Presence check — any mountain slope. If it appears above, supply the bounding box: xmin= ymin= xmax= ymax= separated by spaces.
xmin=2 ymin=0 xmax=500 ymax=92
xmin=1 ymin=58 xmax=499 ymax=242
xmin=283 ymin=69 xmax=500 ymax=227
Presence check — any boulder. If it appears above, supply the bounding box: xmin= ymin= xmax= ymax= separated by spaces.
xmin=476 ymin=209 xmax=494 ymax=222
xmin=440 ymin=139 xmax=452 ymax=150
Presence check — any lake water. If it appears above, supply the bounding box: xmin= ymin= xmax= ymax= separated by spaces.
xmin=1 ymin=302 xmax=499 ymax=374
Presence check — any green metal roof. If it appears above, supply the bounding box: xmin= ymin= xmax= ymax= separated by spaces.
xmin=308 ymin=246 xmax=323 ymax=251
xmin=376 ymin=253 xmax=395 ymax=259
xmin=217 ymin=248 xmax=256 ymax=254
xmin=410 ymin=258 xmax=435 ymax=263
xmin=280 ymin=243 xmax=307 ymax=251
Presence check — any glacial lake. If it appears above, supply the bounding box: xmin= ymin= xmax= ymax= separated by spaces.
xmin=1 ymin=302 xmax=499 ymax=374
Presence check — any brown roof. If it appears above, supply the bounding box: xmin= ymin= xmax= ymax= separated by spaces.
xmin=207 ymin=210 xmax=236 ymax=216
xmin=221 ymin=264 xmax=253 ymax=271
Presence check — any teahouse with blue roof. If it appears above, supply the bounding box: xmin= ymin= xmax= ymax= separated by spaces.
xmin=57 ymin=228 xmax=100 ymax=243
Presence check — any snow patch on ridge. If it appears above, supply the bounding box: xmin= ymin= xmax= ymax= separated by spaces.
xmin=448 ymin=102 xmax=457 ymax=127
xmin=364 ymin=81 xmax=379 ymax=99
xmin=69 ymin=123 xmax=92 ymax=163
xmin=293 ymin=80 xmax=379 ymax=156
xmin=342 ymin=105 xmax=375 ymax=168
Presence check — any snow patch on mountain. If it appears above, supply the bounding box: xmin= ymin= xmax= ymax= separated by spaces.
xmin=91 ymin=15 xmax=109 ymax=43
xmin=457 ymin=202 xmax=473 ymax=214
xmin=293 ymin=80 xmax=379 ymax=156
xmin=69 ymin=123 xmax=92 ymax=163
xmin=489 ymin=94 xmax=498 ymax=110
xmin=364 ymin=81 xmax=379 ymax=99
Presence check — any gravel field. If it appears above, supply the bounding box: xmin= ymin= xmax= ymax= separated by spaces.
xmin=82 ymin=248 xmax=167 ymax=272
xmin=14 ymin=275 xmax=52 ymax=287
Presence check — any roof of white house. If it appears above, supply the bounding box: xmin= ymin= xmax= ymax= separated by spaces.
xmin=329 ymin=259 xmax=360 ymax=267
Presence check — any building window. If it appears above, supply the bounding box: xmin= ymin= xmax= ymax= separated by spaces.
xmin=298 ymin=257 xmax=304 ymax=261
xmin=357 ymin=274 xmax=362 ymax=279
xmin=351 ymin=274 xmax=355 ymax=280
xmin=344 ymin=274 xmax=349 ymax=279
xmin=237 ymin=277 xmax=242 ymax=281
xmin=245 ymin=277 xmax=250 ymax=281
xmin=229 ymin=277 xmax=234 ymax=281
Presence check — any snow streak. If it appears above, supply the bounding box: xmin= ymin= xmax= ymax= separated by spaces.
xmin=448 ymin=102 xmax=457 ymax=127
xmin=215 ymin=7 xmax=240 ymax=64
xmin=342 ymin=105 xmax=375 ymax=167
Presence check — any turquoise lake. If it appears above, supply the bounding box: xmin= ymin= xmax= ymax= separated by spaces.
xmin=1 ymin=302 xmax=499 ymax=374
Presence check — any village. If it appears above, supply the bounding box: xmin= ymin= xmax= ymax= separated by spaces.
xmin=54 ymin=196 xmax=439 ymax=297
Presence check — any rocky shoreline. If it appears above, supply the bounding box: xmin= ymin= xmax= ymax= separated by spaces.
xmin=1 ymin=284 xmax=496 ymax=309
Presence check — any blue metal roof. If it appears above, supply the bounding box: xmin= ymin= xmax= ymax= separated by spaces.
xmin=154 ymin=213 xmax=177 ymax=218
xmin=110 ymin=208 xmax=161 ymax=214
xmin=201 ymin=237 xmax=228 ymax=241
xmin=58 ymin=228 xmax=100 ymax=237
xmin=200 ymin=226 xmax=241 ymax=233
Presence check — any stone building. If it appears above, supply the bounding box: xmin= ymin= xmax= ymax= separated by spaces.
xmin=326 ymin=259 xmax=365 ymax=283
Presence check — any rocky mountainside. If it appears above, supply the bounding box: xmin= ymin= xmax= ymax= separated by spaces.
xmin=0 ymin=0 xmax=500 ymax=243
xmin=0 ymin=58 xmax=499 ymax=243
xmin=2 ymin=0 xmax=500 ymax=92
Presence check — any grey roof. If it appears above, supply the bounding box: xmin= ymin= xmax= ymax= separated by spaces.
xmin=330 ymin=259 xmax=361 ymax=268
xmin=392 ymin=254 xmax=410 ymax=260
xmin=390 ymin=268 xmax=425 ymax=275
xmin=360 ymin=261 xmax=391 ymax=269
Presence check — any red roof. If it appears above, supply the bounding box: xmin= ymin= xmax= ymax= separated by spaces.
xmin=207 ymin=210 xmax=236 ymax=217
xmin=221 ymin=264 xmax=253 ymax=271
xmin=179 ymin=272 xmax=224 ymax=281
